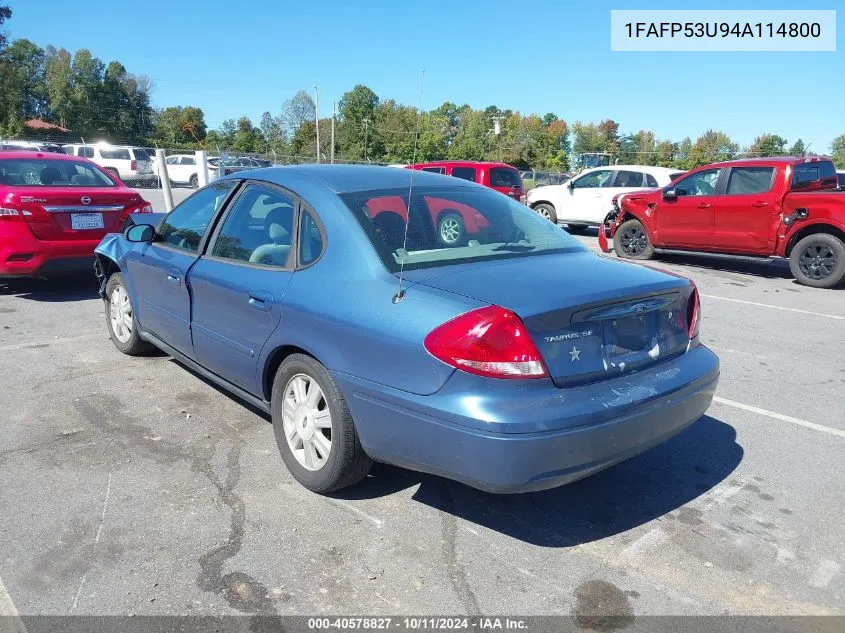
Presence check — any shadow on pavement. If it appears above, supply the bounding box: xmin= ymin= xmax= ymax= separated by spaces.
xmin=336 ymin=415 xmax=742 ymax=547
xmin=0 ymin=274 xmax=100 ymax=302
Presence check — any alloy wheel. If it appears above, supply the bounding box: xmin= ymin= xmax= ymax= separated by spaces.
xmin=281 ymin=374 xmax=333 ymax=471
xmin=440 ymin=217 xmax=462 ymax=244
xmin=798 ymin=243 xmax=837 ymax=280
xmin=620 ymin=225 xmax=648 ymax=256
xmin=109 ymin=285 xmax=133 ymax=343
xmin=536 ymin=207 xmax=552 ymax=221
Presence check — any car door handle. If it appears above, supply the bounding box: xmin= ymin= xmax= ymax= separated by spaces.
xmin=166 ymin=270 xmax=181 ymax=285
xmin=248 ymin=292 xmax=273 ymax=311
xmin=696 ymin=203 xmax=711 ymax=209
xmin=751 ymin=201 xmax=769 ymax=208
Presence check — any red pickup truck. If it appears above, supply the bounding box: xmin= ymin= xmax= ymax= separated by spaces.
xmin=598 ymin=156 xmax=845 ymax=288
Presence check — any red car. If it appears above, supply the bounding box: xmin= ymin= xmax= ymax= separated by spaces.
xmin=599 ymin=156 xmax=845 ymax=288
xmin=407 ymin=161 xmax=527 ymax=204
xmin=0 ymin=151 xmax=152 ymax=278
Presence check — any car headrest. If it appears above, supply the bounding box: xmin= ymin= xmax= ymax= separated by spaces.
xmin=265 ymin=206 xmax=292 ymax=244
xmin=40 ymin=166 xmax=62 ymax=185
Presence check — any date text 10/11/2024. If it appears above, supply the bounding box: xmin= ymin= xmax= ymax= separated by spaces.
xmin=307 ymin=617 xmax=529 ymax=630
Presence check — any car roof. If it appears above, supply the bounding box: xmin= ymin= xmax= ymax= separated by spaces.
xmin=706 ymin=156 xmax=833 ymax=168
xmin=594 ymin=165 xmax=679 ymax=174
xmin=228 ymin=164 xmax=480 ymax=194
xmin=0 ymin=150 xmax=80 ymax=161
xmin=412 ymin=160 xmax=517 ymax=169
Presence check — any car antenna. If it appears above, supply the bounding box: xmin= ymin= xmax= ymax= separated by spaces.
xmin=393 ymin=69 xmax=425 ymax=305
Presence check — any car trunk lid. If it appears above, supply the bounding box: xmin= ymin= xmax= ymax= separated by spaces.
xmin=407 ymin=252 xmax=693 ymax=387
xmin=10 ymin=188 xmax=143 ymax=241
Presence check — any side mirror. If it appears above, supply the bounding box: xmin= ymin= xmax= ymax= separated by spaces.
xmin=567 ymin=180 xmax=575 ymax=192
xmin=662 ymin=186 xmax=678 ymax=201
xmin=126 ymin=223 xmax=155 ymax=243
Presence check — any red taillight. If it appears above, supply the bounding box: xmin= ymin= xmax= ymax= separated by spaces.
xmin=130 ymin=159 xmax=137 ymax=171
xmin=424 ymin=306 xmax=548 ymax=379
xmin=0 ymin=206 xmax=23 ymax=222
xmin=687 ymin=285 xmax=701 ymax=339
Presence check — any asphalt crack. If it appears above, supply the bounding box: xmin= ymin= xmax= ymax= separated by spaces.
xmin=437 ymin=484 xmax=481 ymax=616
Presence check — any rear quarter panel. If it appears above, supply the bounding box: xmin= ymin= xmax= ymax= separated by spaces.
xmin=778 ymin=191 xmax=845 ymax=256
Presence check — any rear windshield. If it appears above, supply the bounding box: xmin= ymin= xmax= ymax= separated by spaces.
xmin=489 ymin=167 xmax=522 ymax=188
xmin=133 ymin=148 xmax=151 ymax=161
xmin=0 ymin=158 xmax=116 ymax=187
xmin=340 ymin=186 xmax=583 ymax=272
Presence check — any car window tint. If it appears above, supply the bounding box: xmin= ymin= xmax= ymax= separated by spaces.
xmin=451 ymin=167 xmax=476 ymax=181
xmin=81 ymin=146 xmax=94 ymax=158
xmin=725 ymin=167 xmax=775 ymax=195
xmin=211 ymin=184 xmax=294 ymax=267
xmin=489 ymin=168 xmax=522 ymax=187
xmin=341 ymin=186 xmax=583 ymax=272
xmin=159 ymin=181 xmax=235 ymax=253
xmin=673 ymin=168 xmax=721 ymax=196
xmin=298 ymin=209 xmax=324 ymax=266
xmin=792 ymin=160 xmax=836 ymax=189
xmin=645 ymin=173 xmax=658 ymax=188
xmin=614 ymin=170 xmax=645 ymax=188
xmin=99 ymin=148 xmax=131 ymax=160
xmin=572 ymin=169 xmax=612 ymax=188
xmin=839 ymin=173 xmax=845 ymax=189
xmin=421 ymin=167 xmax=445 ymax=174
xmin=165 ymin=156 xmax=178 ymax=165
xmin=133 ymin=148 xmax=151 ymax=161
xmin=183 ymin=157 xmax=196 ymax=166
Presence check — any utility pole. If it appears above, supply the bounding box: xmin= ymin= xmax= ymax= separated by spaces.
xmin=331 ymin=102 xmax=336 ymax=164
xmin=490 ymin=115 xmax=504 ymax=162
xmin=362 ymin=117 xmax=371 ymax=162
xmin=314 ymin=86 xmax=320 ymax=164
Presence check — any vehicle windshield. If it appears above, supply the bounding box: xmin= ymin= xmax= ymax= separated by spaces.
xmin=340 ymin=186 xmax=584 ymax=272
xmin=0 ymin=158 xmax=116 ymax=187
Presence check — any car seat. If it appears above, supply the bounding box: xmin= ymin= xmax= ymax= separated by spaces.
xmin=249 ymin=206 xmax=292 ymax=266
xmin=40 ymin=166 xmax=62 ymax=185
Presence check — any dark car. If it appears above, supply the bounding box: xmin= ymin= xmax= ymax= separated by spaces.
xmin=95 ymin=165 xmax=719 ymax=494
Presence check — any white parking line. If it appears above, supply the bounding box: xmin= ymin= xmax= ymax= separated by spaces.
xmin=713 ymin=396 xmax=845 ymax=439
xmin=700 ymin=294 xmax=845 ymax=320
xmin=0 ymin=573 xmax=27 ymax=633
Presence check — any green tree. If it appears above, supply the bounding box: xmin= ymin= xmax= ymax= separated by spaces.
xmin=448 ymin=108 xmax=489 ymax=161
xmin=747 ymin=134 xmax=787 ymax=157
xmin=44 ymin=46 xmax=73 ymax=129
xmin=831 ymin=134 xmax=845 ymax=169
xmin=788 ymin=139 xmax=806 ymax=156
xmin=281 ymin=90 xmax=315 ymax=139
xmin=338 ymin=84 xmax=379 ymax=160
xmin=0 ymin=4 xmax=11 ymax=50
xmin=153 ymin=106 xmax=206 ymax=147
xmin=689 ymin=130 xmax=738 ymax=167
xmin=0 ymin=39 xmax=48 ymax=134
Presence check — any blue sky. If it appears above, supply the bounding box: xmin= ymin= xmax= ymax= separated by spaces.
xmin=6 ymin=0 xmax=843 ymax=152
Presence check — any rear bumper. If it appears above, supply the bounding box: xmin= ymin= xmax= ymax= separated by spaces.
xmin=0 ymin=223 xmax=100 ymax=278
xmin=335 ymin=345 xmax=719 ymax=493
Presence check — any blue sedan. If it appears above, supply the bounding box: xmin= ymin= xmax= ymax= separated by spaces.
xmin=94 ymin=165 xmax=719 ymax=494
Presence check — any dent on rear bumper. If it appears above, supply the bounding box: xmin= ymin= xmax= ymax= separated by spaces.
xmin=333 ymin=345 xmax=720 ymax=493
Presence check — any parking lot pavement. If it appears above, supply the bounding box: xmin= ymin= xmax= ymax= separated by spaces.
xmin=0 ymin=241 xmax=843 ymax=619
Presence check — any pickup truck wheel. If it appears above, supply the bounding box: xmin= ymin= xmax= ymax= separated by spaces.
xmin=533 ymin=203 xmax=557 ymax=224
xmin=789 ymin=234 xmax=845 ymax=288
xmin=271 ymin=354 xmax=372 ymax=493
xmin=614 ymin=219 xmax=654 ymax=260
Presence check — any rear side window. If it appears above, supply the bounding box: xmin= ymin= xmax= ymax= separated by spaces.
xmin=839 ymin=173 xmax=845 ymax=189
xmin=421 ymin=166 xmax=445 ymax=174
xmin=489 ymin=167 xmax=522 ymax=188
xmin=182 ymin=157 xmax=196 ymax=166
xmin=645 ymin=174 xmax=658 ymax=188
xmin=792 ymin=160 xmax=836 ymax=189
xmin=614 ymin=170 xmax=645 ymax=188
xmin=725 ymin=167 xmax=775 ymax=195
xmin=299 ymin=209 xmax=324 ymax=266
xmin=80 ymin=146 xmax=94 ymax=158
xmin=451 ymin=167 xmax=476 ymax=182
xmin=99 ymin=148 xmax=131 ymax=160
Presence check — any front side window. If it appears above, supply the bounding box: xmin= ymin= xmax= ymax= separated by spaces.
xmin=0 ymin=159 xmax=116 ymax=187
xmin=451 ymin=167 xmax=476 ymax=181
xmin=572 ymin=169 xmax=612 ymax=189
xmin=298 ymin=209 xmax=324 ymax=266
xmin=159 ymin=181 xmax=236 ymax=252
xmin=211 ymin=184 xmax=294 ymax=267
xmin=341 ymin=186 xmax=584 ymax=272
xmin=166 ymin=156 xmax=179 ymax=165
xmin=673 ymin=168 xmax=721 ymax=196
xmin=613 ymin=170 xmax=645 ymax=188
xmin=725 ymin=167 xmax=775 ymax=195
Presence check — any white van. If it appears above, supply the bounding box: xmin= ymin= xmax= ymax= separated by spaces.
xmin=62 ymin=143 xmax=153 ymax=185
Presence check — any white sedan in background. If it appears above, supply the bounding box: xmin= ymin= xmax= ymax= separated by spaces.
xmin=527 ymin=165 xmax=684 ymax=229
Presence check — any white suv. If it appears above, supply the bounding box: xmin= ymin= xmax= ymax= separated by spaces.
xmin=527 ymin=165 xmax=684 ymax=228
xmin=152 ymin=153 xmax=204 ymax=188
xmin=63 ymin=143 xmax=153 ymax=185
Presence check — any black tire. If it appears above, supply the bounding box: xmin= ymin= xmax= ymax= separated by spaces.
xmin=567 ymin=223 xmax=589 ymax=233
xmin=789 ymin=233 xmax=845 ymax=289
xmin=437 ymin=212 xmax=465 ymax=246
xmin=271 ymin=354 xmax=372 ymax=494
xmin=189 ymin=174 xmax=198 ymax=189
xmin=614 ymin=218 xmax=654 ymax=260
xmin=533 ymin=203 xmax=557 ymax=224
xmin=104 ymin=272 xmax=151 ymax=355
